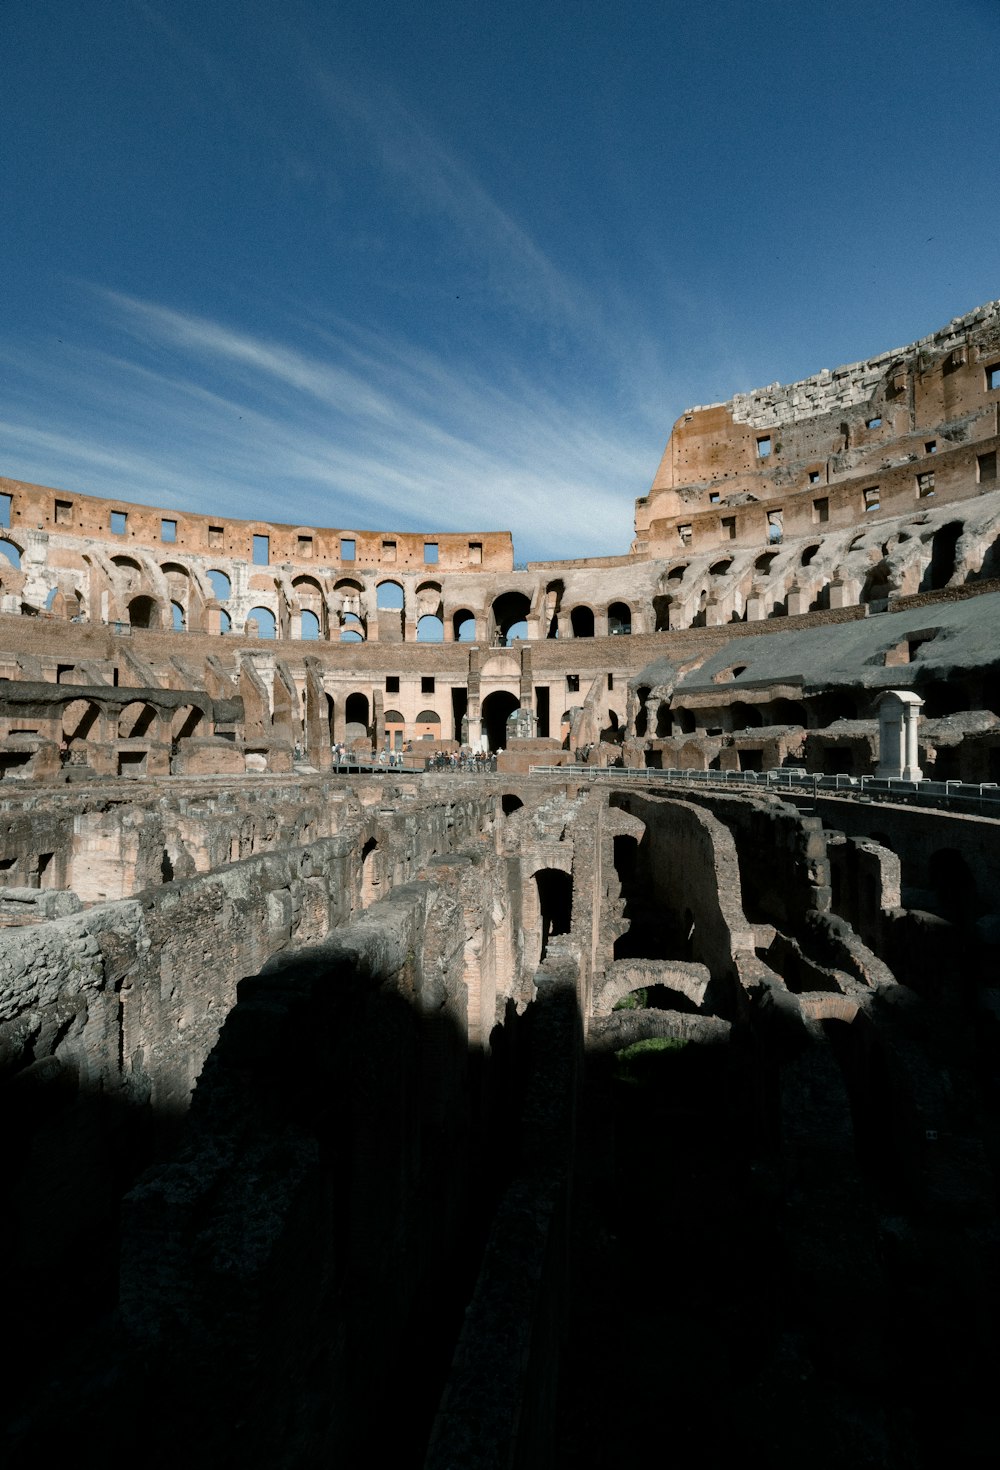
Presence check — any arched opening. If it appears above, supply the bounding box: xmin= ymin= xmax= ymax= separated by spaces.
xmin=417 ymin=615 xmax=444 ymax=642
xmin=414 ymin=709 xmax=441 ymax=741
xmin=652 ymin=594 xmax=672 ymax=632
xmin=608 ymin=601 xmax=631 ymax=636
xmin=300 ymin=610 xmax=320 ymax=640
xmin=729 ymin=701 xmax=763 ymax=730
xmin=383 ymin=709 xmax=405 ymax=751
xmin=482 ymin=689 xmax=519 ymax=751
xmin=491 ymin=591 xmax=530 ymax=646
xmin=62 ymin=699 xmax=101 ymax=744
xmin=207 ymin=569 xmax=231 ymax=601
xmin=801 ymin=544 xmax=820 ymax=567
xmin=171 ymin=601 xmax=185 ymax=631
xmin=118 ymin=702 xmax=158 ymax=738
xmin=501 ymin=794 xmax=523 ymax=816
xmin=453 ymin=610 xmax=476 ymax=642
xmin=544 ymin=580 xmax=564 ymax=639
xmin=127 ymin=595 xmax=159 ymax=629
xmin=667 ymin=564 xmax=687 ymax=582
xmin=709 ymin=558 xmax=733 ymax=578
xmin=219 ymin=609 xmax=232 ymax=633
xmin=345 ymin=692 xmax=370 ymax=739
xmin=813 ymin=690 xmax=858 ymax=725
xmin=570 ymin=605 xmax=595 ymax=639
xmin=634 ymin=686 xmax=650 ymax=737
xmin=360 ymin=837 xmax=379 ymax=906
xmin=676 ymin=708 xmax=696 ymax=735
xmin=534 ymin=868 xmax=573 ymax=961
xmin=341 ymin=625 xmax=364 ymax=644
xmin=0 ymin=540 xmax=22 ymax=569
xmin=768 ymin=698 xmax=806 ymax=726
xmin=919 ymin=680 xmax=969 ymax=718
xmin=170 ymin=705 xmax=204 ymax=741
xmin=655 ymin=702 xmax=672 ymax=737
xmin=755 ymin=552 xmax=779 ymax=574
xmin=377 ymin=580 xmax=404 ymax=609
xmin=923 ymin=521 xmax=962 ymax=592
xmin=246 ymin=606 xmax=277 ymax=639
xmin=112 ymin=555 xmax=142 ymax=573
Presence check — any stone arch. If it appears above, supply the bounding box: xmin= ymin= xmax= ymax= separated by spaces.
xmin=453 ymin=608 xmax=476 ymax=641
xmin=170 ymin=704 xmax=205 ymax=740
xmin=709 ymin=558 xmax=733 ymax=578
xmin=127 ymin=594 xmax=160 ymax=629
xmin=300 ymin=610 xmax=321 ymax=640
xmin=118 ymin=701 xmax=158 ymax=738
xmin=481 ymin=689 xmax=519 ymax=751
xmin=0 ymin=539 xmax=22 ymax=569
xmin=207 ymin=569 xmax=231 ymax=601
xmin=501 ymin=794 xmax=523 ymax=815
xmin=415 ymin=709 xmax=441 ymax=740
xmin=341 ymin=615 xmax=364 ymax=643
xmin=608 ymin=600 xmax=631 ymax=635
xmin=360 ymin=837 xmax=380 ymax=907
xmin=417 ymin=615 xmax=444 ymax=642
xmin=246 ymin=606 xmax=277 ymax=639
xmin=376 ymin=579 xmax=404 ymax=609
xmin=533 ymin=867 xmax=573 ymax=962
xmin=170 ymin=601 xmax=185 ymax=631
xmin=491 ymin=591 xmax=530 ymax=645
xmin=345 ymin=692 xmax=370 ymax=738
xmin=62 ymin=698 xmax=101 ymax=743
xmin=570 ymin=604 xmax=595 ymax=638
xmin=923 ymin=521 xmax=962 ymax=592
xmin=800 ymin=543 xmax=820 ymax=567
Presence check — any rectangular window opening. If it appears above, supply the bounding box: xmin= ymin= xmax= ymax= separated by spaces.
xmin=808 ymin=470 xmax=821 ymax=485
xmin=0 ymin=494 xmax=12 ymax=529
xmin=340 ymin=537 xmax=355 ymax=561
xmin=917 ymin=471 xmax=936 ymax=498
xmin=607 ymin=673 xmax=614 ymax=690
xmin=977 ymin=450 xmax=997 ymax=484
xmin=864 ymin=486 xmax=881 ymax=512
xmin=421 ymin=675 xmax=435 ymax=694
xmin=386 ymin=676 xmax=400 ymax=693
xmin=812 ymin=497 xmax=829 ymax=524
xmin=986 ymin=363 xmax=1000 ymax=391
xmin=161 ymin=518 xmax=177 ymax=543
xmin=252 ymin=534 xmax=270 ymax=565
xmin=208 ymin=525 xmax=224 ymax=548
xmin=756 ymin=435 xmax=772 ymax=458
xmin=110 ymin=510 xmax=127 ymax=535
xmin=721 ymin=515 xmax=736 ymax=540
xmin=54 ymin=499 xmax=72 ymax=525
xmin=298 ymin=535 xmax=314 ymax=558
xmin=382 ymin=539 xmax=396 ymax=562
xmin=468 ymin=541 xmax=482 ymax=565
xmin=866 ymin=417 xmax=882 ymax=429
xmin=567 ymin=674 xmax=579 ymax=693
xmin=678 ymin=523 xmax=692 ymax=546
xmin=709 ymin=492 xmax=720 ymax=504
xmin=925 ymin=440 xmax=937 ymax=454
xmin=424 ymin=541 xmax=439 ymax=564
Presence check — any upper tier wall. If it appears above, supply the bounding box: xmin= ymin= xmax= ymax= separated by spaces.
xmin=0 ymin=476 xmax=514 ymax=574
xmin=635 ymin=301 xmax=1000 ymax=559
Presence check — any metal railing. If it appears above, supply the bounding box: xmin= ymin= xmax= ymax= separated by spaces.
xmin=525 ymin=764 xmax=1000 ymax=816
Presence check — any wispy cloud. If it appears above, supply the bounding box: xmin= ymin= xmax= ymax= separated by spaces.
xmin=0 ymin=290 xmax=653 ymax=560
xmin=309 ymin=65 xmax=601 ymax=342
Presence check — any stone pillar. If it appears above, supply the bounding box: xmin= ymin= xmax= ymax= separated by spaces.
xmin=745 ymin=588 xmax=767 ymax=621
xmin=786 ymin=582 xmax=808 ymax=616
xmin=875 ymin=690 xmax=923 ymax=781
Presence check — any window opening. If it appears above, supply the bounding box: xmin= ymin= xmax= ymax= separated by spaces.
xmin=252 ymin=534 xmax=270 ymax=565
xmin=161 ymin=518 xmax=177 ymax=543
xmin=340 ymin=537 xmax=355 ymax=561
xmin=756 ymin=436 xmax=772 ymax=458
xmin=110 ymin=511 xmax=127 ymax=535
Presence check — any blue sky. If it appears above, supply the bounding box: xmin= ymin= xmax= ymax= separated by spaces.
xmin=2 ymin=0 xmax=998 ymax=562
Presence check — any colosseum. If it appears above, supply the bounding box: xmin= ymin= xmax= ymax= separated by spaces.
xmin=2 ymin=302 xmax=999 ymax=1467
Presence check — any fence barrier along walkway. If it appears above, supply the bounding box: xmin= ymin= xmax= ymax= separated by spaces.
xmin=525 ymin=764 xmax=1000 ymax=817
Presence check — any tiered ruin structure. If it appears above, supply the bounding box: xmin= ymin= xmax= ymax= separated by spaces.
xmin=2 ymin=303 xmax=999 ymax=1467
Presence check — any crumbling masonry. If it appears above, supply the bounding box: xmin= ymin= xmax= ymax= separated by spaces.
xmin=2 ymin=304 xmax=999 ymax=1467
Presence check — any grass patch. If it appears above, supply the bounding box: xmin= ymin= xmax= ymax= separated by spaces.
xmin=614 ymin=1034 xmax=688 ymax=1087
xmin=612 ymin=988 xmax=647 ymax=1011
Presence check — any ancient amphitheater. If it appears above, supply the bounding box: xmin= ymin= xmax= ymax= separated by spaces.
xmin=2 ymin=302 xmax=999 ymax=1467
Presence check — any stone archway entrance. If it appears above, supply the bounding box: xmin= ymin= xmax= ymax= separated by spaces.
xmin=481 ymin=689 xmax=519 ymax=751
